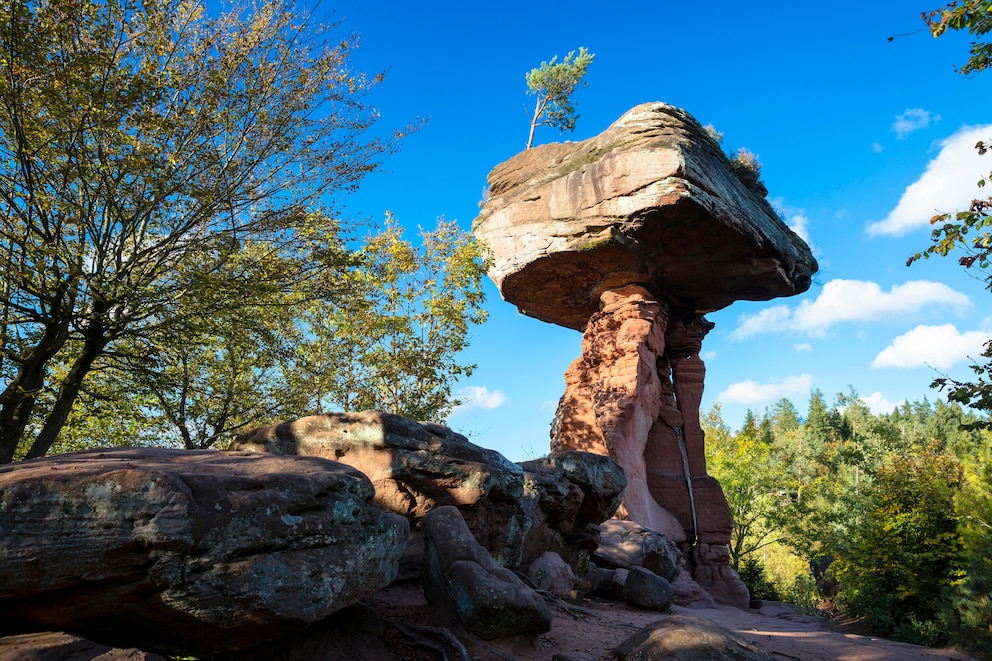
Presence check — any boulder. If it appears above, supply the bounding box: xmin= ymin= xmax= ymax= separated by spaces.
xmin=233 ymin=411 xmax=528 ymax=566
xmin=612 ymin=568 xmax=630 ymax=597
xmin=612 ymin=615 xmax=771 ymax=660
xmin=575 ymin=565 xmax=619 ymax=598
xmin=421 ymin=506 xmax=552 ymax=640
xmin=623 ymin=567 xmax=674 ymax=612
xmin=594 ymin=519 xmax=681 ymax=581
xmin=526 ymin=551 xmax=577 ymax=598
xmin=517 ymin=450 xmax=626 ymax=569
xmin=0 ymin=448 xmax=409 ymax=657
xmin=474 ymin=102 xmax=817 ymax=330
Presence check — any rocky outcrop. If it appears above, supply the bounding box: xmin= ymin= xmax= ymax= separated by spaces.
xmin=550 ymin=286 xmax=748 ymax=606
xmin=517 ymin=450 xmax=627 ymax=569
xmin=421 ymin=506 xmax=552 ymax=640
xmin=232 ymin=411 xmax=527 ymax=566
xmin=234 ymin=412 xmax=626 ymax=571
xmin=0 ymin=448 xmax=409 ymax=657
xmin=475 ymin=102 xmax=817 ymax=331
xmin=475 ymin=103 xmax=817 ymax=609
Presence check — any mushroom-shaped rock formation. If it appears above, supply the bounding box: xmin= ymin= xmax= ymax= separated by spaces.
xmin=473 ymin=102 xmax=817 ymax=609
xmin=476 ymin=102 xmax=816 ymax=331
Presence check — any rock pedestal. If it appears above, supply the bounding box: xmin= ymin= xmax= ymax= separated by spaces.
xmin=550 ymin=287 xmax=746 ymax=606
xmin=475 ymin=102 xmax=817 ymax=608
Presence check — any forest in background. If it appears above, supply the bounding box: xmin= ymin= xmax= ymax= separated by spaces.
xmin=703 ymin=390 xmax=992 ymax=654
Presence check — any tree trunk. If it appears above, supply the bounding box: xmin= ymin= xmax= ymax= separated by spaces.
xmin=0 ymin=319 xmax=73 ymax=463
xmin=25 ymin=319 xmax=109 ymax=459
xmin=526 ymin=97 xmax=545 ymax=149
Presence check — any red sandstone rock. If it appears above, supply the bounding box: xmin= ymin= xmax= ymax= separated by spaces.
xmin=551 ymin=286 xmax=686 ymax=541
xmin=474 ymin=102 xmax=817 ymax=330
xmin=0 ymin=448 xmax=409 ymax=657
xmin=551 ymin=287 xmax=748 ymax=607
xmin=475 ymin=103 xmax=816 ymax=610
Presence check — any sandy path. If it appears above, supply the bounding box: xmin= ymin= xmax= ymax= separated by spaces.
xmin=381 ymin=587 xmax=977 ymax=661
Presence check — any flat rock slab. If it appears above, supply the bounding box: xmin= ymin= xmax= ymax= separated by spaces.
xmin=474 ymin=102 xmax=817 ymax=329
xmin=0 ymin=448 xmax=409 ymax=657
xmin=0 ymin=631 xmax=168 ymax=660
xmin=612 ymin=614 xmax=771 ymax=660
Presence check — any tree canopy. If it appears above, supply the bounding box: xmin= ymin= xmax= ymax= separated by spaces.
xmin=907 ymin=0 xmax=992 ymax=429
xmin=0 ymin=0 xmax=487 ymax=463
xmin=704 ymin=393 xmax=989 ymax=650
xmin=524 ymin=47 xmax=594 ymax=149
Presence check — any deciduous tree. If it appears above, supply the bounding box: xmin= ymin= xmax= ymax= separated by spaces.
xmin=0 ymin=0 xmax=409 ymax=462
xmin=908 ymin=1 xmax=992 ymax=429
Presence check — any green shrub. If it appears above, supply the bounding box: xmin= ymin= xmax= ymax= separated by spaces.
xmin=739 ymin=557 xmax=781 ymax=601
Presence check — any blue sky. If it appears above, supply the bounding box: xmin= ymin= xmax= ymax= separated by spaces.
xmin=320 ymin=0 xmax=992 ymax=461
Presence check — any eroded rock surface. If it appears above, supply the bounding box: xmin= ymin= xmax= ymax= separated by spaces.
xmin=475 ymin=102 xmax=817 ymax=330
xmin=233 ymin=411 xmax=527 ymax=565
xmin=421 ymin=506 xmax=552 ymax=640
xmin=235 ymin=412 xmax=625 ymax=572
xmin=0 ymin=448 xmax=409 ymax=657
xmin=517 ymin=450 xmax=627 ymax=569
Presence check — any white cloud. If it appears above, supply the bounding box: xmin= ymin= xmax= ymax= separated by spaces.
xmin=716 ymin=374 xmax=814 ymax=407
xmin=867 ymin=124 xmax=992 ymax=236
xmin=871 ymin=324 xmax=991 ymax=369
xmin=450 ymin=386 xmax=509 ymax=416
xmin=732 ymin=279 xmax=971 ymax=339
xmin=731 ymin=304 xmax=792 ymax=339
xmin=793 ymin=343 xmax=812 ymax=351
xmin=892 ymin=108 xmax=940 ymax=138
xmin=786 ymin=212 xmax=812 ymax=245
xmin=872 ymin=142 xmax=883 ymax=153
xmin=701 ymin=349 xmax=718 ymax=361
xmin=769 ymin=198 xmax=814 ymax=249
xmin=860 ymin=392 xmax=899 ymax=414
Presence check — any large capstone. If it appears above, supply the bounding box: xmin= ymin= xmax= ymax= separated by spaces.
xmin=474 ymin=102 xmax=816 ymax=330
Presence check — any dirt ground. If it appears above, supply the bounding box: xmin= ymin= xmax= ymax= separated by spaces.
xmin=0 ymin=581 xmax=975 ymax=660
xmin=365 ymin=580 xmax=977 ymax=661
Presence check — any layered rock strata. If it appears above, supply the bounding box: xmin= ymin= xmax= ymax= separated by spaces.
xmin=475 ymin=103 xmax=816 ymax=331
xmin=0 ymin=448 xmax=409 ymax=657
xmin=474 ymin=102 xmax=817 ymax=608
